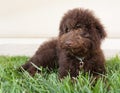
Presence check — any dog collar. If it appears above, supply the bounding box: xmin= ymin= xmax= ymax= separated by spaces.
xmin=75 ymin=56 xmax=85 ymax=69
xmin=70 ymin=52 xmax=85 ymax=69
xmin=75 ymin=56 xmax=84 ymax=62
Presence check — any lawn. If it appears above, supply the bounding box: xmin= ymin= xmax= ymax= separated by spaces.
xmin=0 ymin=56 xmax=120 ymax=93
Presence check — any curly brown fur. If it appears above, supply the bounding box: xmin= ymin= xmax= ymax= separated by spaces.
xmin=21 ymin=39 xmax=58 ymax=76
xmin=21 ymin=8 xmax=106 ymax=78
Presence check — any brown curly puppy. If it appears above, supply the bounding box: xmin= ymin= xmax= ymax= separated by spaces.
xmin=21 ymin=8 xmax=106 ymax=78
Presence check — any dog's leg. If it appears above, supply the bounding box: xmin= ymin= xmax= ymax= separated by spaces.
xmin=58 ymin=51 xmax=79 ymax=79
xmin=58 ymin=53 xmax=69 ymax=78
xmin=92 ymin=54 xmax=106 ymax=77
xmin=58 ymin=62 xmax=79 ymax=79
xmin=85 ymin=51 xmax=106 ymax=79
xmin=21 ymin=39 xmax=58 ymax=76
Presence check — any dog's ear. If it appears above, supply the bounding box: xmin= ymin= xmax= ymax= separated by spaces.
xmin=95 ymin=20 xmax=107 ymax=40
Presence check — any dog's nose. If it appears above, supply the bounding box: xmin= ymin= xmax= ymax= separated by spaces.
xmin=65 ymin=41 xmax=73 ymax=47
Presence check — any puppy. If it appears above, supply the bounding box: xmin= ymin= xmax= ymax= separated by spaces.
xmin=21 ymin=8 xmax=106 ymax=79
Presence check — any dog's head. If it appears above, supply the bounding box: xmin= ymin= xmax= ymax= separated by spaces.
xmin=59 ymin=8 xmax=106 ymax=55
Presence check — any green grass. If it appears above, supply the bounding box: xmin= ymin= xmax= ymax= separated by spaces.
xmin=0 ymin=55 xmax=120 ymax=93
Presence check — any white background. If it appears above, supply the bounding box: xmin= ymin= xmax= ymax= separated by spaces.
xmin=0 ymin=0 xmax=120 ymax=38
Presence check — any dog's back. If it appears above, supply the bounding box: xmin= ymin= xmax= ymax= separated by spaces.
xmin=21 ymin=39 xmax=58 ymax=76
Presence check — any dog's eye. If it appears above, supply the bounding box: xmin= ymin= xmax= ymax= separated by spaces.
xmin=80 ymin=32 xmax=90 ymax=38
xmin=65 ymin=27 xmax=70 ymax=33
